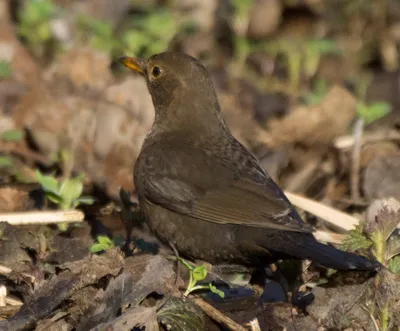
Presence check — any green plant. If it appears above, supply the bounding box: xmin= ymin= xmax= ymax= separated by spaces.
xmin=36 ymin=170 xmax=94 ymax=210
xmin=303 ymin=80 xmax=330 ymax=105
xmin=78 ymin=8 xmax=183 ymax=59
xmin=0 ymin=129 xmax=24 ymax=142
xmin=340 ymin=204 xmax=400 ymax=331
xmin=122 ymin=10 xmax=178 ymax=58
xmin=231 ymin=0 xmax=253 ymax=37
xmin=303 ymin=39 xmax=339 ymax=78
xmin=0 ymin=156 xmax=13 ymax=168
xmin=356 ymin=101 xmax=391 ymax=124
xmin=36 ymin=170 xmax=94 ymax=231
xmin=0 ymin=61 xmax=12 ymax=79
xmin=232 ymin=0 xmax=254 ymax=20
xmin=90 ymin=235 xmax=115 ymax=253
xmin=264 ymin=38 xmax=339 ymax=95
xmin=179 ymin=259 xmax=224 ymax=298
xmin=18 ymin=0 xmax=56 ymax=54
xmin=77 ymin=15 xmax=121 ymax=54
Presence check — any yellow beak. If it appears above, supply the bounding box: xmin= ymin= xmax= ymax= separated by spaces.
xmin=119 ymin=56 xmax=146 ymax=74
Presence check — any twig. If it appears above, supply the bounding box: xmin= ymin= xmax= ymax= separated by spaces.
xmin=314 ymin=230 xmax=345 ymax=244
xmin=363 ymin=307 xmax=380 ymax=331
xmin=193 ymin=297 xmax=248 ymax=331
xmin=0 ymin=141 xmax=50 ymax=165
xmin=333 ymin=129 xmax=400 ymax=150
xmin=284 ymin=156 xmax=321 ymax=193
xmin=0 ymin=210 xmax=84 ymax=225
xmin=0 ymin=285 xmax=6 ymax=307
xmin=351 ymin=118 xmax=364 ymax=201
xmin=284 ymin=191 xmax=358 ymax=231
xmin=247 ymin=318 xmax=261 ymax=331
xmin=6 ymin=296 xmax=23 ymax=306
xmin=0 ymin=264 xmax=35 ymax=282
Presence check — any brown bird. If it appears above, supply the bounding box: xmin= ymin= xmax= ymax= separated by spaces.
xmin=120 ymin=52 xmax=378 ymax=271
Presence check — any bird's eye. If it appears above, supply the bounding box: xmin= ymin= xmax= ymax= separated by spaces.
xmin=151 ymin=65 xmax=163 ymax=78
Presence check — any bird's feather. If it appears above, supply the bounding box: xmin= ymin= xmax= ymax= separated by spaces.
xmin=137 ymin=142 xmax=313 ymax=233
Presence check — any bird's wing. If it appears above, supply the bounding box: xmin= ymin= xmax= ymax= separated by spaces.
xmin=137 ymin=144 xmax=313 ymax=233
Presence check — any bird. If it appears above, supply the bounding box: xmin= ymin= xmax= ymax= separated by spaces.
xmin=119 ymin=52 xmax=379 ymax=271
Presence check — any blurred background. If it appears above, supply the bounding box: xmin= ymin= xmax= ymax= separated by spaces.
xmin=1 ymin=0 xmax=400 ymax=207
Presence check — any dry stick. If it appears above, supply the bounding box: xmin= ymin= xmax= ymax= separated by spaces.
xmin=351 ymin=118 xmax=364 ymax=201
xmin=284 ymin=191 xmax=359 ymax=231
xmin=248 ymin=318 xmax=262 ymax=331
xmin=193 ymin=297 xmax=248 ymax=331
xmin=285 ymin=157 xmax=321 ymax=193
xmin=0 ymin=264 xmax=35 ymax=283
xmin=334 ymin=129 xmax=400 ymax=149
xmin=313 ymin=230 xmax=345 ymax=244
xmin=0 ymin=210 xmax=84 ymax=225
xmin=0 ymin=141 xmax=50 ymax=165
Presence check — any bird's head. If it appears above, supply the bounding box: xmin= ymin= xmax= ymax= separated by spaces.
xmin=119 ymin=52 xmax=225 ymax=134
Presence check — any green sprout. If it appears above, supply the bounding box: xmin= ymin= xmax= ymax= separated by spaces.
xmin=78 ymin=8 xmax=183 ymax=59
xmin=356 ymin=102 xmax=391 ymax=125
xmin=36 ymin=170 xmax=94 ymax=210
xmin=0 ymin=129 xmax=25 ymax=170
xmin=0 ymin=156 xmax=13 ymax=168
xmin=0 ymin=129 xmax=25 ymax=142
xmin=18 ymin=0 xmax=57 ymax=56
xmin=340 ymin=204 xmax=400 ymax=331
xmin=90 ymin=236 xmax=114 ymax=253
xmin=303 ymin=80 xmax=330 ymax=105
xmin=264 ymin=38 xmax=339 ymax=95
xmin=303 ymin=39 xmax=339 ymax=79
xmin=0 ymin=61 xmax=12 ymax=79
xmin=90 ymin=235 xmax=125 ymax=253
xmin=231 ymin=0 xmax=254 ymax=21
xmin=179 ymin=259 xmax=224 ymax=298
xmin=77 ymin=15 xmax=120 ymax=54
xmin=36 ymin=170 xmax=94 ymax=230
xmin=122 ymin=10 xmax=178 ymax=58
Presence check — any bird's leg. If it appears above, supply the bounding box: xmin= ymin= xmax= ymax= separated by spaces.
xmin=156 ymin=241 xmax=182 ymax=311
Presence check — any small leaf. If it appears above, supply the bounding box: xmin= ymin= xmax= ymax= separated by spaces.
xmin=57 ymin=222 xmax=69 ymax=232
xmin=366 ymin=204 xmax=400 ymax=240
xmin=326 ymin=268 xmax=337 ymax=277
xmin=97 ymin=235 xmax=114 ymax=249
xmin=388 ymin=255 xmax=400 ymax=274
xmin=45 ymin=192 xmax=63 ymax=205
xmin=74 ymin=196 xmax=95 ymax=206
xmin=90 ymin=243 xmax=106 ymax=253
xmin=192 ymin=265 xmax=207 ymax=282
xmin=0 ymin=156 xmax=13 ymax=168
xmin=0 ymin=61 xmax=12 ymax=78
xmin=209 ymin=284 xmax=225 ymax=298
xmin=357 ymin=102 xmax=391 ymax=124
xmin=303 ymin=80 xmax=329 ymax=105
xmin=0 ymin=129 xmax=24 ymax=142
xmin=386 ymin=235 xmax=400 ymax=260
xmin=340 ymin=225 xmax=373 ymax=252
xmin=36 ymin=170 xmax=60 ymax=194
xmin=158 ymin=297 xmax=205 ymax=331
xmin=59 ymin=177 xmax=84 ymax=208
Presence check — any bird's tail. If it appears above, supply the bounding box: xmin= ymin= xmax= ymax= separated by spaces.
xmin=259 ymin=232 xmax=381 ymax=271
xmin=291 ymin=237 xmax=380 ymax=271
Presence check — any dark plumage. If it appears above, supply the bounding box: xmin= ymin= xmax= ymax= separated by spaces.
xmin=120 ymin=52 xmax=379 ymax=271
